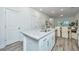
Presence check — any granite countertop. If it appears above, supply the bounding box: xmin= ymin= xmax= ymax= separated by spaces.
xmin=20 ymin=29 xmax=55 ymax=40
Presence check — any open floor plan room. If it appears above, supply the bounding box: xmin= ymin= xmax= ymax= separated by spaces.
xmin=0 ymin=7 xmax=79 ymax=51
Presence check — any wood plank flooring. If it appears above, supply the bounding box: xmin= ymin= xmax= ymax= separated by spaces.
xmin=0 ymin=41 xmax=23 ymax=51
xmin=52 ymin=37 xmax=79 ymax=51
xmin=0 ymin=37 xmax=79 ymax=51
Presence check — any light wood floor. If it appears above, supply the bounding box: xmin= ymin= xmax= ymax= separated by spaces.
xmin=0 ymin=41 xmax=23 ymax=51
xmin=52 ymin=37 xmax=79 ymax=51
xmin=0 ymin=37 xmax=79 ymax=51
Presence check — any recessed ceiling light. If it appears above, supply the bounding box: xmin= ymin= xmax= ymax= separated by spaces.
xmin=60 ymin=14 xmax=63 ymax=16
xmin=49 ymin=18 xmax=53 ymax=21
xmin=39 ymin=9 xmax=43 ymax=11
xmin=60 ymin=8 xmax=63 ymax=11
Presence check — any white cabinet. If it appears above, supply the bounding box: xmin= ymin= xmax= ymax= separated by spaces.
xmin=77 ymin=29 xmax=79 ymax=47
xmin=22 ymin=31 xmax=55 ymax=51
xmin=77 ymin=33 xmax=79 ymax=46
xmin=39 ymin=35 xmax=50 ymax=51
xmin=56 ymin=27 xmax=68 ymax=38
xmin=62 ymin=27 xmax=68 ymax=38
xmin=39 ymin=33 xmax=54 ymax=51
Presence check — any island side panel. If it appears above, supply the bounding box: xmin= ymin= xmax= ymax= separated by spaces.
xmin=23 ymin=36 xmax=39 ymax=51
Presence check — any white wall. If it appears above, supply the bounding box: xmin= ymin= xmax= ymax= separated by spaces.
xmin=18 ymin=8 xmax=49 ymax=31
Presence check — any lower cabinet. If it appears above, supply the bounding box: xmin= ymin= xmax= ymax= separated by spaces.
xmin=77 ymin=34 xmax=79 ymax=47
xmin=39 ymin=33 xmax=54 ymax=51
xmin=39 ymin=36 xmax=50 ymax=51
xmin=23 ymin=33 xmax=55 ymax=51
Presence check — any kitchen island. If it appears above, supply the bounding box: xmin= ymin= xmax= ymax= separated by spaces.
xmin=20 ymin=29 xmax=55 ymax=51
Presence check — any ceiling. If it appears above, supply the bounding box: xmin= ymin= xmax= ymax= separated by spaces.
xmin=32 ymin=7 xmax=79 ymax=18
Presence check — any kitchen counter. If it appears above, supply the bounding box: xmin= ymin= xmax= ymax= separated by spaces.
xmin=20 ymin=29 xmax=54 ymax=40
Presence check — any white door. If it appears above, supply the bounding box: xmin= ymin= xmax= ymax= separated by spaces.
xmin=5 ymin=8 xmax=20 ymax=45
xmin=0 ymin=8 xmax=6 ymax=48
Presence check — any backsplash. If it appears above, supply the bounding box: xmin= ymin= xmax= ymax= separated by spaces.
xmin=55 ymin=17 xmax=78 ymax=27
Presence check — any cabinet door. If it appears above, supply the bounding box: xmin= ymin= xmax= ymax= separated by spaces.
xmin=39 ymin=36 xmax=50 ymax=51
xmin=49 ymin=33 xmax=55 ymax=50
xmin=48 ymin=33 xmax=53 ymax=50
xmin=62 ymin=27 xmax=68 ymax=38
xmin=78 ymin=34 xmax=79 ymax=46
xmin=39 ymin=33 xmax=55 ymax=51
